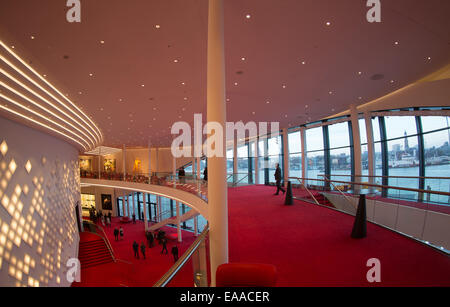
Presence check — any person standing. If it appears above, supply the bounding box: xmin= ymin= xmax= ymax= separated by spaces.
xmin=178 ymin=166 xmax=186 ymax=183
xmin=274 ymin=163 xmax=285 ymax=195
xmin=133 ymin=241 xmax=139 ymax=259
xmin=113 ymin=228 xmax=119 ymax=241
xmin=203 ymin=167 xmax=208 ymax=181
xmin=161 ymin=237 xmax=168 ymax=255
xmin=132 ymin=213 xmax=136 ymax=224
xmin=146 ymin=231 xmax=154 ymax=248
xmin=119 ymin=227 xmax=124 ymax=240
xmin=140 ymin=242 xmax=146 ymax=259
xmin=171 ymin=244 xmax=179 ymax=262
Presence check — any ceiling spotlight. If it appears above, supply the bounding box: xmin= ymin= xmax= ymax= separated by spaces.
xmin=31 ymin=36 xmax=35 ymax=40
xmin=325 ymin=22 xmax=331 ymax=26
xmin=234 ymin=82 xmax=238 ymax=86
xmin=358 ymin=96 xmax=362 ymax=100
xmin=241 ymin=57 xmax=246 ymax=61
xmin=246 ymin=14 xmax=251 ymax=19
xmin=282 ymin=85 xmax=286 ymax=89
xmin=89 ymin=73 xmax=93 ymax=77
xmin=100 ymin=40 xmax=105 ymax=44
xmin=11 ymin=46 xmax=15 ymax=49
xmin=181 ymin=82 xmax=185 ymax=85
xmin=173 ymin=59 xmax=179 ymax=63
xmin=358 ymin=71 xmax=362 ymax=75
xmin=427 ymin=56 xmax=432 ymax=60
xmin=266 ymin=101 xmax=270 ymax=104
xmin=155 ymin=25 xmax=161 ymax=29
xmin=43 ymin=74 xmax=47 ymax=77
xmin=252 ymin=111 xmax=256 ymax=115
xmin=301 ymin=61 xmax=306 ymax=65
xmin=329 ymin=91 xmax=333 ymax=95
xmin=394 ymin=41 xmax=399 ymax=45
xmin=390 ymin=80 xmax=395 ymax=83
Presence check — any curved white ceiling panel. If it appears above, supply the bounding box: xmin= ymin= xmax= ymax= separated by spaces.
xmin=0 ymin=40 xmax=102 ymax=151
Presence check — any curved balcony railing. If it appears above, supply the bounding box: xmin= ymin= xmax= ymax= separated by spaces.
xmin=80 ymin=170 xmax=208 ymax=202
xmin=154 ymin=223 xmax=210 ymax=287
xmin=289 ymin=176 xmax=450 ymax=252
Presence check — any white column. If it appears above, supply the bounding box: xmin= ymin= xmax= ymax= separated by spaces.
xmin=364 ymin=111 xmax=375 ymax=184
xmin=143 ymin=193 xmax=149 ymax=231
xmin=132 ymin=192 xmax=136 ymax=218
xmin=207 ymin=0 xmax=228 ymax=287
xmin=176 ymin=201 xmax=182 ymax=242
xmin=254 ymin=139 xmax=259 ymax=184
xmin=197 ymin=157 xmax=201 ymax=179
xmin=122 ymin=192 xmax=126 ymax=217
xmin=350 ymin=105 xmax=362 ymax=184
xmin=300 ymin=127 xmax=307 ymax=184
xmin=122 ymin=144 xmax=126 ymax=180
xmin=192 ymin=157 xmax=196 ymax=177
xmin=156 ymin=196 xmax=161 ymax=222
xmin=233 ymin=137 xmax=238 ymax=183
xmin=282 ymin=128 xmax=289 ymax=186
xmin=194 ymin=215 xmax=198 ymax=236
xmin=98 ymin=147 xmax=101 ymax=179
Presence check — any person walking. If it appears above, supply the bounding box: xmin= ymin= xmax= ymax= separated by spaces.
xmin=203 ymin=167 xmax=208 ymax=181
xmin=274 ymin=163 xmax=285 ymax=195
xmin=140 ymin=242 xmax=146 ymax=259
xmin=133 ymin=241 xmax=139 ymax=259
xmin=113 ymin=228 xmax=119 ymax=241
xmin=171 ymin=244 xmax=179 ymax=262
xmin=119 ymin=227 xmax=124 ymax=240
xmin=146 ymin=231 xmax=154 ymax=248
xmin=161 ymin=237 xmax=168 ymax=255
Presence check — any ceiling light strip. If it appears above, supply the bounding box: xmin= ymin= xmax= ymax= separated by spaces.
xmin=0 ymin=80 xmax=96 ymax=148
xmin=0 ymin=66 xmax=97 ymax=147
xmin=0 ymin=41 xmax=102 ymax=142
xmin=0 ymin=92 xmax=91 ymax=148
xmin=0 ymin=104 xmax=87 ymax=150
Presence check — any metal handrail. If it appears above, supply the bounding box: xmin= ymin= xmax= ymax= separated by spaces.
xmin=318 ymin=174 xmax=450 ymax=180
xmin=153 ymin=223 xmax=209 ymax=287
xmin=289 ymin=177 xmax=450 ymax=197
xmin=290 ymin=178 xmax=321 ymax=206
xmin=83 ymin=220 xmax=116 ymax=261
xmin=321 ymin=175 xmax=357 ymax=210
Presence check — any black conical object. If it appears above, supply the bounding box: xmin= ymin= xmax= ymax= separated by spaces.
xmin=351 ymin=194 xmax=367 ymax=239
xmin=285 ymin=181 xmax=293 ymax=205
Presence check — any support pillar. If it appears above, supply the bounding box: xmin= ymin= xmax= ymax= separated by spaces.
xmin=194 ymin=215 xmax=198 ymax=236
xmin=197 ymin=157 xmax=201 ymax=179
xmin=364 ymin=112 xmax=375 ymax=185
xmin=282 ymin=128 xmax=289 ymax=187
xmin=122 ymin=144 xmax=126 ymax=180
xmin=207 ymin=0 xmax=228 ymax=287
xmin=350 ymin=105 xmax=362 ymax=186
xmin=233 ymin=136 xmax=238 ymax=184
xmin=254 ymin=139 xmax=259 ymax=185
xmin=143 ymin=193 xmax=149 ymax=231
xmin=300 ymin=127 xmax=307 ymax=185
xmin=176 ymin=201 xmax=182 ymax=242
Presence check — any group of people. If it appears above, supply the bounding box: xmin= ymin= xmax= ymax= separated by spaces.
xmin=177 ymin=166 xmax=208 ymax=182
xmin=90 ymin=209 xmax=112 ymax=227
xmin=132 ymin=229 xmax=179 ymax=262
xmin=113 ymin=226 xmax=124 ymax=241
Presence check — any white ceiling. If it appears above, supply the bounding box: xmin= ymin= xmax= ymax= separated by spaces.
xmin=0 ymin=0 xmax=449 ymax=148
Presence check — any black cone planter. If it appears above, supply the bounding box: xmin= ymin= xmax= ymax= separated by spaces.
xmin=351 ymin=194 xmax=367 ymax=239
xmin=285 ymin=181 xmax=293 ymax=205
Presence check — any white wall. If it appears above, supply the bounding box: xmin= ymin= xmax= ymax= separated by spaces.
xmin=0 ymin=116 xmax=80 ymax=287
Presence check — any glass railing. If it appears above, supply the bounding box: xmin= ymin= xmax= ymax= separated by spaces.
xmin=289 ymin=176 xmax=450 ymax=252
xmin=80 ymin=170 xmax=208 ymax=202
xmin=227 ymin=172 xmax=252 ymax=186
xmin=153 ymin=223 xmax=210 ymax=287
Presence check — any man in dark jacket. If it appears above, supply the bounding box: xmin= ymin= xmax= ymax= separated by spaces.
xmin=178 ymin=167 xmax=186 ymax=183
xmin=146 ymin=231 xmax=154 ymax=248
xmin=113 ymin=228 xmax=119 ymax=241
xmin=161 ymin=238 xmax=168 ymax=254
xmin=203 ymin=167 xmax=208 ymax=181
xmin=274 ymin=163 xmax=285 ymax=195
xmin=171 ymin=245 xmax=179 ymax=262
xmin=133 ymin=241 xmax=139 ymax=259
xmin=140 ymin=242 xmax=146 ymax=259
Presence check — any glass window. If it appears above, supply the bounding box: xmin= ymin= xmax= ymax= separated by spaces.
xmin=305 ymin=127 xmax=324 ymax=151
xmin=328 ymin=122 xmax=350 ymax=149
xmin=306 ymin=151 xmax=324 ymax=180
xmin=385 ymin=116 xmax=417 ymax=139
xmin=288 ymin=131 xmax=301 ymax=153
xmin=421 ymin=116 xmax=450 ymax=133
xmin=372 ymin=117 xmax=381 ymax=142
xmin=359 ymin=118 xmax=367 ymax=145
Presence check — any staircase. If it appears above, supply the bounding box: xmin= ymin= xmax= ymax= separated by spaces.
xmin=78 ymin=233 xmax=114 ymax=269
xmin=299 ymin=191 xmax=335 ymax=208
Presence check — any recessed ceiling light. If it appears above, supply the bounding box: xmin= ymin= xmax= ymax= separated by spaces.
xmin=78 ymin=91 xmax=82 ymax=95
xmin=246 ymin=14 xmax=251 ymax=19
xmin=252 ymin=111 xmax=255 ymax=115
xmin=326 ymin=22 xmax=331 ymax=26
xmin=358 ymin=71 xmax=362 ymax=75
xmin=181 ymin=82 xmax=185 ymax=85
xmin=155 ymin=25 xmax=161 ymax=29
xmin=329 ymin=91 xmax=333 ymax=95
xmin=234 ymin=82 xmax=238 ymax=86
xmin=89 ymin=73 xmax=93 ymax=77
xmin=301 ymin=61 xmax=306 ymax=65
xmin=174 ymin=59 xmax=179 ymax=63
xmin=266 ymin=101 xmax=270 ymax=104
xmin=305 ymin=105 xmax=308 ymax=108
xmin=31 ymin=36 xmax=35 ymax=40
xmin=358 ymin=96 xmax=362 ymax=100
xmin=241 ymin=57 xmax=246 ymax=61
xmin=284 ymin=115 xmax=288 ymax=118
xmin=43 ymin=74 xmax=47 ymax=77
xmin=100 ymin=40 xmax=105 ymax=44
xmin=390 ymin=80 xmax=395 ymax=83
xmin=394 ymin=41 xmax=399 ymax=45
xmin=427 ymin=56 xmax=432 ymax=60
xmin=282 ymin=85 xmax=286 ymax=89
xmin=11 ymin=46 xmax=15 ymax=49
xmin=141 ymin=84 xmax=145 ymax=87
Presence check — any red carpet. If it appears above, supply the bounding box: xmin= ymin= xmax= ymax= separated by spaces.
xmin=73 ymin=219 xmax=196 ymax=287
xmin=228 ymin=185 xmax=450 ymax=286
xmin=74 ymin=185 xmax=450 ymax=287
